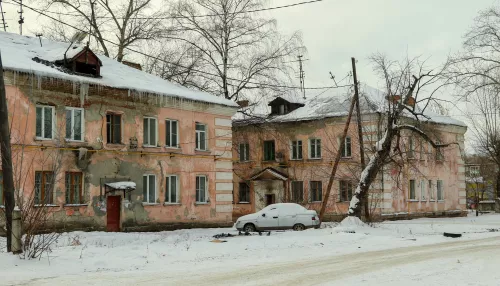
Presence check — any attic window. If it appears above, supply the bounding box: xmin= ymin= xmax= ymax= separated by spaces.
xmin=75 ymin=62 xmax=98 ymax=76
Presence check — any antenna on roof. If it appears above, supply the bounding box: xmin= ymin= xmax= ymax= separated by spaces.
xmin=0 ymin=0 xmax=8 ymax=32
xmin=298 ymin=55 xmax=306 ymax=99
xmin=64 ymin=31 xmax=88 ymax=64
xmin=17 ymin=0 xmax=24 ymax=35
xmin=329 ymin=72 xmax=338 ymax=88
xmin=35 ymin=33 xmax=43 ymax=47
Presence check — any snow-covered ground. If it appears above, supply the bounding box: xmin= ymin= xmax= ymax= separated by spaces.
xmin=1 ymin=212 xmax=499 ymax=285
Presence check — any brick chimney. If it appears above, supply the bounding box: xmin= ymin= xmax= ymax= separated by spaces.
xmin=122 ymin=60 xmax=142 ymax=71
xmin=237 ymin=100 xmax=249 ymax=108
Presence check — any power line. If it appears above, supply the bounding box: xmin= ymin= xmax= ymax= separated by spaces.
xmin=9 ymin=0 xmax=348 ymax=91
xmin=4 ymin=0 xmax=325 ymax=20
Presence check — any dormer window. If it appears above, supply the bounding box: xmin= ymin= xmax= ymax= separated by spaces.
xmin=50 ymin=46 xmax=103 ymax=78
xmin=268 ymin=97 xmax=304 ymax=116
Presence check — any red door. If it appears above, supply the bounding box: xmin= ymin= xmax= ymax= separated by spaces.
xmin=106 ymin=196 xmax=121 ymax=232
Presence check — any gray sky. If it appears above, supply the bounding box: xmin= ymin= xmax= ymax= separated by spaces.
xmin=0 ymin=0 xmax=494 ymax=148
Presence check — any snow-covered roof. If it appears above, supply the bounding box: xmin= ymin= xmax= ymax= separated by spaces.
xmin=105 ymin=182 xmax=136 ymax=190
xmin=0 ymin=32 xmax=238 ymax=108
xmin=234 ymin=84 xmax=466 ymax=127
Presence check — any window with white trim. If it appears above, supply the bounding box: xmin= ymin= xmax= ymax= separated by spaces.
xmin=143 ymin=117 xmax=158 ymax=147
xmin=309 ymin=139 xmax=321 ymax=159
xmin=165 ymin=175 xmax=179 ymax=203
xmin=437 ymin=180 xmax=444 ymax=200
xmin=35 ymin=171 xmax=54 ymax=205
xmin=36 ymin=105 xmax=55 ymax=139
xmin=429 ymin=180 xmax=435 ymax=201
xmin=341 ymin=136 xmax=352 ymax=157
xmin=409 ymin=179 xmax=416 ymax=200
xmin=291 ymin=181 xmax=303 ymax=202
xmin=195 ymin=123 xmax=207 ymax=151
xmin=143 ymin=174 xmax=156 ymax=203
xmin=65 ymin=107 xmax=84 ymax=141
xmin=291 ymin=140 xmax=303 ymax=160
xmin=408 ymin=137 xmax=415 ymax=158
xmin=196 ymin=175 xmax=208 ymax=203
xmin=420 ymin=179 xmax=426 ymax=201
xmin=239 ymin=182 xmax=250 ymax=203
xmin=165 ymin=119 xmax=179 ymax=148
xmin=310 ymin=181 xmax=322 ymax=202
xmin=239 ymin=143 xmax=250 ymax=162
xmin=340 ymin=180 xmax=353 ymax=202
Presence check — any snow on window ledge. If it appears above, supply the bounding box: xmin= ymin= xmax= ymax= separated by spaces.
xmin=407 ymin=199 xmax=419 ymax=202
xmin=35 ymin=137 xmax=54 ymax=141
xmin=165 ymin=146 xmax=181 ymax=150
xmin=238 ymin=202 xmax=250 ymax=204
xmin=437 ymin=200 xmax=445 ymax=203
xmin=163 ymin=203 xmax=181 ymax=206
xmin=0 ymin=205 xmax=4 ymax=209
xmin=142 ymin=202 xmax=160 ymax=206
xmin=64 ymin=204 xmax=88 ymax=207
xmin=195 ymin=202 xmax=209 ymax=205
xmin=195 ymin=149 xmax=210 ymax=153
xmin=308 ymin=157 xmax=322 ymax=160
xmin=142 ymin=145 xmax=160 ymax=148
xmin=309 ymin=201 xmax=322 ymax=204
xmin=34 ymin=204 xmax=59 ymax=207
xmin=65 ymin=139 xmax=85 ymax=143
xmin=340 ymin=156 xmax=353 ymax=160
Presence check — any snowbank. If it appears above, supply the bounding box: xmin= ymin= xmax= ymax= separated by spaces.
xmin=340 ymin=216 xmax=366 ymax=227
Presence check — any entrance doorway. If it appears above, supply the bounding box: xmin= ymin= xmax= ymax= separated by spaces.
xmin=106 ymin=196 xmax=121 ymax=232
xmin=265 ymin=194 xmax=275 ymax=206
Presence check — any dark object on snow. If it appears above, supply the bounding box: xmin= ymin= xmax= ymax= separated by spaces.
xmin=487 ymin=228 xmax=499 ymax=232
xmin=213 ymin=233 xmax=235 ymax=239
xmin=443 ymin=232 xmax=462 ymax=238
xmin=267 ymin=231 xmax=271 ymax=236
xmin=343 ymin=230 xmax=356 ymax=234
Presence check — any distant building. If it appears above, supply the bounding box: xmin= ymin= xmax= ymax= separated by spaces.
xmin=232 ymin=86 xmax=467 ymax=221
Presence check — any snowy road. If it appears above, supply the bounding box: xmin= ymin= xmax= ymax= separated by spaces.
xmin=24 ymin=235 xmax=500 ymax=286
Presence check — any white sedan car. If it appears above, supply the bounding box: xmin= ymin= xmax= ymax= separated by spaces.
xmin=235 ymin=203 xmax=321 ymax=232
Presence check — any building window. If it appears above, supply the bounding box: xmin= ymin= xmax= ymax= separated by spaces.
xmin=239 ymin=182 xmax=250 ymax=203
xmin=263 ymin=140 xmax=275 ymax=161
xmin=195 ymin=122 xmax=207 ymax=151
xmin=437 ymin=180 xmax=444 ymax=201
xmin=165 ymin=119 xmax=179 ymax=148
xmin=143 ymin=117 xmax=157 ymax=147
xmin=106 ymin=114 xmax=122 ymax=144
xmin=408 ymin=137 xmax=415 ymax=158
xmin=429 ymin=180 xmax=434 ymax=201
xmin=409 ymin=179 xmax=416 ymax=200
xmin=35 ymin=171 xmax=54 ymax=205
xmin=340 ymin=180 xmax=353 ymax=202
xmin=310 ymin=181 xmax=322 ymax=202
xmin=341 ymin=136 xmax=352 ymax=158
xmin=239 ymin=143 xmax=250 ymax=162
xmin=420 ymin=179 xmax=426 ymax=201
xmin=0 ymin=171 xmax=3 ymax=205
xmin=435 ymin=141 xmax=444 ymax=161
xmin=196 ymin=175 xmax=208 ymax=203
xmin=291 ymin=140 xmax=303 ymax=160
xmin=310 ymin=139 xmax=322 ymax=159
xmin=469 ymin=166 xmax=480 ymax=177
xmin=65 ymin=172 xmax=83 ymax=204
xmin=291 ymin=181 xmax=304 ymax=202
xmin=143 ymin=174 xmax=156 ymax=203
xmin=65 ymin=107 xmax=84 ymax=141
xmin=165 ymin=175 xmax=179 ymax=204
xmin=36 ymin=105 xmax=55 ymax=139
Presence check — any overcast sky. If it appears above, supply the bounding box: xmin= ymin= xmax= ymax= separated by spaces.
xmin=0 ymin=0 xmax=495 ymax=147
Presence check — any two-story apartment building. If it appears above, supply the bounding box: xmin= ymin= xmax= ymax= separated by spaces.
xmin=232 ymin=86 xmax=468 ymax=221
xmin=0 ymin=32 xmax=238 ymax=232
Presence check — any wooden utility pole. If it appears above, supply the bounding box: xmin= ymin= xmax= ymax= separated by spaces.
xmin=319 ymin=86 xmax=357 ymax=220
xmin=351 ymin=57 xmax=369 ymax=220
xmin=0 ymin=52 xmax=15 ymax=252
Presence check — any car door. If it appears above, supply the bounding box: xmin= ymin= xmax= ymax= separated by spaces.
xmin=278 ymin=205 xmax=298 ymax=229
xmin=257 ymin=206 xmax=279 ymax=230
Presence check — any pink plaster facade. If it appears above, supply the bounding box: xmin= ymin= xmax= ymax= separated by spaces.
xmin=2 ymin=71 xmax=237 ymax=231
xmin=232 ymin=114 xmax=467 ymax=221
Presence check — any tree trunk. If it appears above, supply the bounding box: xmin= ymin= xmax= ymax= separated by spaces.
xmin=0 ymin=52 xmax=15 ymax=252
xmin=496 ymin=169 xmax=500 ymax=199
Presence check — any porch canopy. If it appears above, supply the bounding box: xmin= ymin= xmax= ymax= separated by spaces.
xmin=250 ymin=167 xmax=288 ymax=181
xmin=104 ymin=182 xmax=136 ymax=196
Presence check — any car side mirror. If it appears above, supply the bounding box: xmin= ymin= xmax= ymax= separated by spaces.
xmin=262 ymin=213 xmax=266 ymax=217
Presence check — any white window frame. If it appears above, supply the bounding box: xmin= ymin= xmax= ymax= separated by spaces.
xmin=290 ymin=140 xmax=303 ymax=160
xmin=239 ymin=143 xmax=250 ymax=162
xmin=429 ymin=180 xmax=435 ymax=201
xmin=437 ymin=180 xmax=444 ymax=201
xmin=469 ymin=166 xmax=480 ymax=177
xmin=195 ymin=122 xmax=208 ymax=151
xmin=409 ymin=179 xmax=416 ymax=200
xmin=408 ymin=137 xmax=415 ymax=158
xmin=65 ymin=107 xmax=85 ymax=142
xmin=143 ymin=117 xmax=158 ymax=147
xmin=195 ymin=175 xmax=208 ymax=203
xmin=36 ymin=105 xmax=55 ymax=140
xmin=420 ymin=179 xmax=426 ymax=201
xmin=165 ymin=175 xmax=180 ymax=204
xmin=309 ymin=138 xmax=321 ymax=159
xmin=142 ymin=174 xmax=157 ymax=204
xmin=309 ymin=181 xmax=322 ymax=203
xmin=341 ymin=136 xmax=352 ymax=158
xmin=165 ymin=119 xmax=179 ymax=148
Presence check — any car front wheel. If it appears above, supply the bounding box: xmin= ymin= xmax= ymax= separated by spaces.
xmin=293 ymin=224 xmax=305 ymax=231
xmin=243 ymin=223 xmax=256 ymax=233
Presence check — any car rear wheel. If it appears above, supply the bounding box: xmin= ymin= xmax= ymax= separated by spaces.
xmin=243 ymin=223 xmax=256 ymax=233
xmin=293 ymin=224 xmax=305 ymax=231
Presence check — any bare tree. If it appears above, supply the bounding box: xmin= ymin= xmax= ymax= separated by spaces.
xmin=167 ymin=0 xmax=305 ymax=100
xmin=39 ymin=0 xmax=168 ymax=62
xmin=447 ymin=5 xmax=500 ymax=198
xmin=347 ymin=54 xmax=457 ymax=217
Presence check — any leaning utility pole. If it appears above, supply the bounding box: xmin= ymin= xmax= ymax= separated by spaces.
xmin=351 ymin=57 xmax=369 ymax=220
xmin=0 ymin=52 xmax=15 ymax=252
xmin=319 ymin=80 xmax=357 ymax=220
xmin=297 ymin=55 xmax=306 ymax=99
xmin=18 ymin=0 xmax=23 ymax=35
